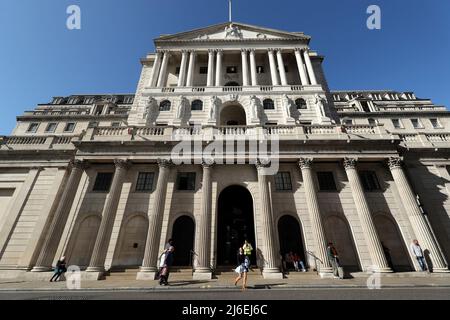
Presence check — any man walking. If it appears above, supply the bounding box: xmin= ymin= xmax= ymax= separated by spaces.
xmin=410 ymin=240 xmax=427 ymax=271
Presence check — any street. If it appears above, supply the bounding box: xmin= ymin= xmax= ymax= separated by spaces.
xmin=0 ymin=287 xmax=449 ymax=300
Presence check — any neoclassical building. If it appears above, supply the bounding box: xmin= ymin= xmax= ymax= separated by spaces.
xmin=0 ymin=22 xmax=449 ymax=280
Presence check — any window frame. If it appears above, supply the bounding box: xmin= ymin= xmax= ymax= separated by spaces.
xmin=45 ymin=122 xmax=58 ymax=133
xmin=159 ymin=100 xmax=171 ymax=112
xmin=316 ymin=171 xmax=338 ymax=192
xmin=274 ymin=172 xmax=293 ymax=191
xmin=135 ymin=172 xmax=155 ymax=193
xmin=410 ymin=118 xmax=424 ymax=129
xmin=263 ymin=99 xmax=275 ymax=110
xmin=295 ymin=98 xmax=307 ymax=110
xmin=430 ymin=118 xmax=442 ymax=129
xmin=92 ymin=172 xmax=114 ymax=192
xmin=226 ymin=66 xmax=238 ymax=74
xmin=27 ymin=123 xmax=40 ymax=133
xmin=199 ymin=66 xmax=208 ymax=74
xmin=176 ymin=172 xmax=197 ymax=191
xmin=63 ymin=122 xmax=76 ymax=133
xmin=359 ymin=170 xmax=382 ymax=192
xmin=191 ymin=100 xmax=203 ymax=111
xmin=392 ymin=118 xmax=403 ymax=129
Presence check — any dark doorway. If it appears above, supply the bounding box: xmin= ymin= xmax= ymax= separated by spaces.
xmin=171 ymin=216 xmax=195 ymax=266
xmin=217 ymin=186 xmax=256 ymax=266
xmin=278 ymin=215 xmax=306 ymax=263
xmin=225 ymin=81 xmax=240 ymax=87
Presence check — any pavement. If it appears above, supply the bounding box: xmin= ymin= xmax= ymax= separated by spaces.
xmin=0 ymin=269 xmax=449 ymax=292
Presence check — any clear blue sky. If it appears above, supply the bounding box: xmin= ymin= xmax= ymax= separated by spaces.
xmin=0 ymin=0 xmax=449 ymax=134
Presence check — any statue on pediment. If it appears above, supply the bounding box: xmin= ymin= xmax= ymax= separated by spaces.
xmin=176 ymin=96 xmax=190 ymax=120
xmin=209 ymin=96 xmax=221 ymax=121
xmin=249 ymin=95 xmax=261 ymax=121
xmin=282 ymin=94 xmax=294 ymax=119
xmin=314 ymin=94 xmax=327 ymax=118
xmin=225 ymin=23 xmax=243 ymax=39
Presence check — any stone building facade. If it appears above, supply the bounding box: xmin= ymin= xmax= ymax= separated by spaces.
xmin=0 ymin=22 xmax=449 ymax=280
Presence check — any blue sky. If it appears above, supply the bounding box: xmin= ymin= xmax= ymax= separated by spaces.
xmin=0 ymin=0 xmax=449 ymax=134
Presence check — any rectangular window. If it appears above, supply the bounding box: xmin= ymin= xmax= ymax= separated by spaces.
xmin=88 ymin=121 xmax=99 ymax=128
xmin=45 ymin=123 xmax=58 ymax=133
xmin=93 ymin=172 xmax=114 ymax=192
xmin=344 ymin=119 xmax=353 ymax=126
xmin=430 ymin=118 xmax=442 ymax=129
xmin=411 ymin=119 xmax=423 ymax=129
xmin=176 ymin=172 xmax=196 ymax=191
xmin=135 ymin=172 xmax=155 ymax=192
xmin=226 ymin=66 xmax=237 ymax=74
xmin=359 ymin=171 xmax=381 ymax=191
xmin=64 ymin=123 xmax=76 ymax=133
xmin=27 ymin=123 xmax=39 ymax=133
xmin=111 ymin=122 xmax=121 ymax=127
xmin=275 ymin=172 xmax=293 ymax=191
xmin=256 ymin=66 xmax=265 ymax=74
xmin=199 ymin=67 xmax=208 ymax=74
xmin=392 ymin=119 xmax=403 ymax=129
xmin=317 ymin=172 xmax=337 ymax=191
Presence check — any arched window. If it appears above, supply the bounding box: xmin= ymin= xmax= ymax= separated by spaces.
xmin=263 ymin=99 xmax=275 ymax=110
xmin=159 ymin=100 xmax=171 ymax=111
xmin=295 ymin=98 xmax=307 ymax=109
xmin=191 ymin=100 xmax=203 ymax=111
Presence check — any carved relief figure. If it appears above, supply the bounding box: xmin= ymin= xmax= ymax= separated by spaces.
xmin=314 ymin=94 xmax=327 ymax=118
xmin=282 ymin=94 xmax=293 ymax=119
xmin=144 ymin=97 xmax=158 ymax=124
xmin=225 ymin=23 xmax=243 ymax=39
xmin=177 ymin=96 xmax=189 ymax=120
xmin=209 ymin=96 xmax=221 ymax=121
xmin=250 ymin=95 xmax=260 ymax=120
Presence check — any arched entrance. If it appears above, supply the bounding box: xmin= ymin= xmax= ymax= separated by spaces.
xmin=217 ymin=185 xmax=256 ymax=265
xmin=278 ymin=215 xmax=307 ymax=263
xmin=68 ymin=216 xmax=101 ymax=269
xmin=171 ymin=215 xmax=195 ymax=266
xmin=374 ymin=214 xmax=412 ymax=271
xmin=114 ymin=215 xmax=148 ymax=267
xmin=219 ymin=104 xmax=247 ymax=126
xmin=324 ymin=215 xmax=360 ymax=271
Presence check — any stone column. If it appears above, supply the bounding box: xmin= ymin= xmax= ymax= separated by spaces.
xmin=295 ymin=48 xmax=310 ymax=86
xmin=149 ymin=51 xmax=163 ymax=87
xmin=32 ymin=160 xmax=87 ymax=272
xmin=256 ymin=160 xmax=283 ymax=279
xmin=343 ymin=158 xmax=392 ymax=273
xmin=303 ymin=49 xmax=318 ymax=85
xmin=86 ymin=159 xmax=130 ymax=276
xmin=276 ymin=50 xmax=288 ymax=86
xmin=186 ymin=51 xmax=196 ymax=87
xmin=241 ymin=49 xmax=249 ymax=86
xmin=193 ymin=161 xmax=214 ymax=280
xmin=249 ymin=49 xmax=258 ymax=86
xmin=207 ymin=50 xmax=215 ymax=87
xmin=388 ymin=157 xmax=449 ymax=272
xmin=177 ymin=50 xmax=189 ymax=87
xmin=298 ymin=158 xmax=333 ymax=274
xmin=268 ymin=49 xmax=280 ymax=86
xmin=215 ymin=50 xmax=223 ymax=87
xmin=137 ymin=159 xmax=173 ymax=279
xmin=157 ymin=51 xmax=171 ymax=88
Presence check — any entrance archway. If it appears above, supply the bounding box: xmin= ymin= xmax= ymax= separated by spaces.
xmin=114 ymin=215 xmax=148 ymax=267
xmin=278 ymin=215 xmax=307 ymax=264
xmin=374 ymin=214 xmax=412 ymax=271
xmin=171 ymin=215 xmax=195 ymax=266
xmin=219 ymin=104 xmax=247 ymax=126
xmin=217 ymin=185 xmax=256 ymax=265
xmin=68 ymin=215 xmax=101 ymax=269
xmin=324 ymin=215 xmax=360 ymax=271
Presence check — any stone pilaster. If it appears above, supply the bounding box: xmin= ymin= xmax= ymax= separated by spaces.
xmin=207 ymin=50 xmax=215 ymax=87
xmin=149 ymin=51 xmax=162 ymax=87
xmin=295 ymin=48 xmax=309 ymax=86
xmin=156 ymin=51 xmax=171 ymax=88
xmin=298 ymin=158 xmax=333 ymax=275
xmin=249 ymin=49 xmax=258 ymax=86
xmin=193 ymin=160 xmax=214 ymax=280
xmin=303 ymin=49 xmax=318 ymax=85
xmin=343 ymin=158 xmax=392 ymax=273
xmin=256 ymin=160 xmax=283 ymax=279
xmin=186 ymin=51 xmax=196 ymax=87
xmin=388 ymin=157 xmax=449 ymax=272
xmin=137 ymin=159 xmax=173 ymax=280
xmin=241 ymin=49 xmax=249 ymax=86
xmin=86 ymin=159 xmax=130 ymax=277
xmin=177 ymin=50 xmax=189 ymax=87
xmin=215 ymin=50 xmax=223 ymax=87
xmin=31 ymin=160 xmax=87 ymax=272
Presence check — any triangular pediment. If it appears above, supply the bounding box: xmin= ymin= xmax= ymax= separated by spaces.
xmin=156 ymin=22 xmax=310 ymax=42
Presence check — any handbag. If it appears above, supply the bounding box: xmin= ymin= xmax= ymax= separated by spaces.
xmin=234 ymin=266 xmax=242 ymax=274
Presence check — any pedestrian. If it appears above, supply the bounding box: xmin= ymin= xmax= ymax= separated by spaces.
xmin=293 ymin=253 xmax=307 ymax=272
xmin=159 ymin=246 xmax=175 ymax=286
xmin=50 ymin=256 xmax=67 ymax=282
xmin=165 ymin=238 xmax=174 ymax=250
xmin=410 ymin=240 xmax=427 ymax=271
xmin=242 ymin=240 xmax=253 ymax=263
xmin=327 ymin=242 xmax=340 ymax=278
xmin=234 ymin=247 xmax=249 ymax=290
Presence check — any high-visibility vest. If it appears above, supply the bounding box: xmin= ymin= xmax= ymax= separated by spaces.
xmin=243 ymin=244 xmax=253 ymax=255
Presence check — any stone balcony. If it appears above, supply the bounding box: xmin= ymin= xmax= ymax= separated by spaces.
xmin=0 ymin=135 xmax=79 ymax=151
xmin=143 ymin=84 xmax=323 ymax=96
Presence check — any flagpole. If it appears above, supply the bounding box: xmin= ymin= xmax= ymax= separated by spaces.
xmin=229 ymin=0 xmax=232 ymax=22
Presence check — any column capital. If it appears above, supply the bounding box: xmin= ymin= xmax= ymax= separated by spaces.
xmin=216 ymin=49 xmax=223 ymax=54
xmin=157 ymin=158 xmax=174 ymax=168
xmin=114 ymin=159 xmax=131 ymax=170
xmin=202 ymin=158 xmax=215 ymax=168
xmin=70 ymin=159 xmax=88 ymax=170
xmin=268 ymin=48 xmax=275 ymax=53
xmin=298 ymin=158 xmax=313 ymax=170
xmin=208 ymin=49 xmax=216 ymax=54
xmin=181 ymin=49 xmax=190 ymax=54
xmin=343 ymin=158 xmax=358 ymax=170
xmin=241 ymin=49 xmax=249 ymax=54
xmin=255 ymin=158 xmax=271 ymax=170
xmin=249 ymin=48 xmax=256 ymax=53
xmin=388 ymin=157 xmax=403 ymax=170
